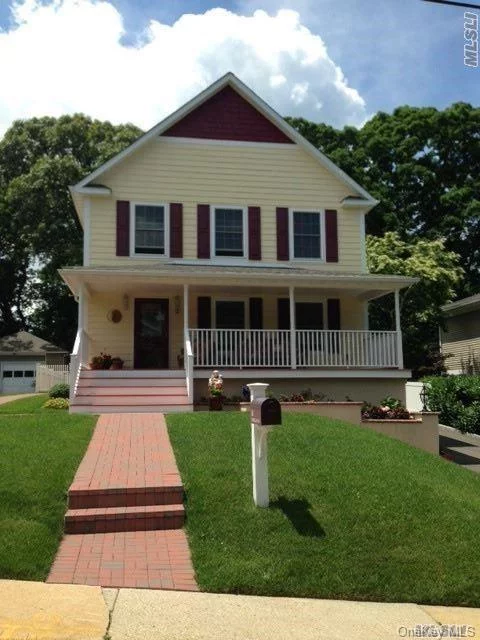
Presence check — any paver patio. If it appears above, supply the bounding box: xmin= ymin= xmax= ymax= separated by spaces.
xmin=47 ymin=413 xmax=197 ymax=591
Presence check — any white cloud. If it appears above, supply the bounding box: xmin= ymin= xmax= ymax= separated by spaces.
xmin=0 ymin=0 xmax=368 ymax=137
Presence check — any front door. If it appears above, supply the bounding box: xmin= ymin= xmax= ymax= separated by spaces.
xmin=134 ymin=299 xmax=169 ymax=369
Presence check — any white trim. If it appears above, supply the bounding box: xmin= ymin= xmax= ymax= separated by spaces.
xmin=72 ymin=72 xmax=377 ymax=207
xmin=342 ymin=197 xmax=378 ymax=208
xmin=183 ymin=284 xmax=189 ymax=334
xmin=159 ymin=136 xmax=295 ymax=149
xmin=72 ymin=186 xmax=111 ymax=196
xmin=289 ymin=286 xmax=296 ymax=369
xmin=213 ymin=297 xmax=248 ymax=329
xmin=83 ymin=197 xmax=91 ymax=267
xmin=394 ymin=289 xmax=404 ymax=369
xmin=129 ymin=202 xmax=170 ymax=258
xmin=194 ymin=368 xmax=411 ymax=379
xmin=360 ymin=212 xmax=367 ymax=273
xmin=211 ymin=205 xmax=248 ymax=260
xmin=288 ymin=209 xmax=326 ymax=262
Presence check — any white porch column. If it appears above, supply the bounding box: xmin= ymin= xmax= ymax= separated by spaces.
xmin=394 ymin=289 xmax=403 ymax=369
xmin=183 ymin=284 xmax=189 ymax=334
xmin=79 ymin=284 xmax=89 ymax=364
xmin=289 ymin=286 xmax=296 ymax=369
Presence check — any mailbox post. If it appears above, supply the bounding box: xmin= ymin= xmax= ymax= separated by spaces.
xmin=247 ymin=382 xmax=281 ymax=508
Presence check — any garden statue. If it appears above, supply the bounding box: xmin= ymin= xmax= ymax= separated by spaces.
xmin=208 ymin=369 xmax=224 ymax=411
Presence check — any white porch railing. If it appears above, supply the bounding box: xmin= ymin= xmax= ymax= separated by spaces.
xmin=189 ymin=329 xmax=399 ymax=369
xmin=184 ymin=329 xmax=194 ymax=403
xmin=69 ymin=329 xmax=89 ymax=402
xmin=36 ymin=364 xmax=70 ymax=392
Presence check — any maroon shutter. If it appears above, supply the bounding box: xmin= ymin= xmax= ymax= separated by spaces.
xmin=116 ymin=200 xmax=130 ymax=256
xmin=277 ymin=298 xmax=290 ymax=329
xmin=197 ymin=297 xmax=211 ymax=328
xmin=325 ymin=209 xmax=338 ymax=262
xmin=327 ymin=299 xmax=341 ymax=330
xmin=249 ymin=298 xmax=263 ymax=329
xmin=170 ymin=203 xmax=183 ymax=258
xmin=197 ymin=204 xmax=210 ymax=259
xmin=276 ymin=207 xmax=289 ymax=261
xmin=248 ymin=206 xmax=261 ymax=260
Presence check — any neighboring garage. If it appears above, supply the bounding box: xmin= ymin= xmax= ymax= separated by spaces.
xmin=0 ymin=331 xmax=68 ymax=395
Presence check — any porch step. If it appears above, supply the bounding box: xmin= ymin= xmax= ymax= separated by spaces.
xmin=68 ymin=484 xmax=184 ymax=510
xmin=78 ymin=377 xmax=187 ymax=387
xmin=70 ymin=403 xmax=193 ymax=414
xmin=64 ymin=504 xmax=185 ymax=534
xmin=72 ymin=395 xmax=189 ymax=406
xmin=76 ymin=386 xmax=187 ymax=396
xmin=80 ymin=369 xmax=184 ymax=378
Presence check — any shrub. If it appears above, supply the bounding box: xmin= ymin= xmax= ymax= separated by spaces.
xmin=361 ymin=401 xmax=411 ymax=421
xmin=43 ymin=398 xmax=69 ymax=410
xmin=423 ymin=375 xmax=480 ymax=433
xmin=49 ymin=383 xmax=70 ymax=399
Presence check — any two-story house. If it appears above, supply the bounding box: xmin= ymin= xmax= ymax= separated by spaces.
xmin=60 ymin=73 xmax=415 ymax=413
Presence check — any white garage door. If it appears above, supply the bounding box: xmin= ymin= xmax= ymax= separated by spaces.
xmin=0 ymin=362 xmax=36 ymax=394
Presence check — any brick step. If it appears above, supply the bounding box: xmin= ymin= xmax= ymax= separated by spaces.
xmin=78 ymin=378 xmax=186 ymax=388
xmin=76 ymin=386 xmax=187 ymax=397
xmin=69 ymin=404 xmax=193 ymax=414
xmin=68 ymin=485 xmax=183 ymax=510
xmin=65 ymin=504 xmax=185 ymax=534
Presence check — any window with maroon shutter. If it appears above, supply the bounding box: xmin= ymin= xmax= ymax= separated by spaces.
xmin=249 ymin=298 xmax=263 ymax=329
xmin=325 ymin=209 xmax=339 ymax=262
xmin=248 ymin=206 xmax=261 ymax=260
xmin=170 ymin=203 xmax=183 ymax=258
xmin=276 ymin=207 xmax=289 ymax=260
xmin=197 ymin=297 xmax=211 ymax=328
xmin=327 ymin=299 xmax=341 ymax=329
xmin=116 ymin=200 xmax=130 ymax=256
xmin=197 ymin=204 xmax=210 ymax=259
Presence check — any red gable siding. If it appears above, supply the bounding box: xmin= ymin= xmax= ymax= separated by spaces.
xmin=162 ymin=86 xmax=293 ymax=144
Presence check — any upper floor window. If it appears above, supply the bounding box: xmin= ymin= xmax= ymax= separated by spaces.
xmin=213 ymin=207 xmax=246 ymax=257
xmin=133 ymin=204 xmax=166 ymax=255
xmin=290 ymin=210 xmax=324 ymax=260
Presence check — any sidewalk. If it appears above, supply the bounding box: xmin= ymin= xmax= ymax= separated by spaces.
xmin=2 ymin=579 xmax=480 ymax=640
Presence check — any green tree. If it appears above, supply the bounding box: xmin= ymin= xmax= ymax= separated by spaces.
xmin=288 ymin=102 xmax=480 ymax=296
xmin=0 ymin=115 xmax=142 ymax=347
xmin=367 ymin=232 xmax=464 ymax=377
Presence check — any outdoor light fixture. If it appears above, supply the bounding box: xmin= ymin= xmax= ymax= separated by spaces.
xmin=420 ymin=385 xmax=429 ymax=412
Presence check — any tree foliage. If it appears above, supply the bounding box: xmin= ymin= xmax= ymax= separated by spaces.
xmin=367 ymin=233 xmax=463 ymax=376
xmin=0 ymin=114 xmax=141 ymax=347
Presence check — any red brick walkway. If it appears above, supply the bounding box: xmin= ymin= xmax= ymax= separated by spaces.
xmin=47 ymin=413 xmax=197 ymax=591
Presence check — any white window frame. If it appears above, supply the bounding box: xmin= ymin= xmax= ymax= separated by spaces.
xmin=130 ymin=202 xmax=170 ymax=258
xmin=211 ymin=205 xmax=248 ymax=260
xmin=213 ymin=297 xmax=248 ymax=329
xmin=289 ymin=209 xmax=326 ymax=262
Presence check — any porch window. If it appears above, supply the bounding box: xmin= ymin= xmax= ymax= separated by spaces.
xmin=134 ymin=204 xmax=165 ymax=255
xmin=296 ymin=302 xmax=324 ymax=330
xmin=215 ymin=301 xmax=246 ymax=329
xmin=214 ymin=207 xmax=245 ymax=257
xmin=292 ymin=211 xmax=323 ymax=259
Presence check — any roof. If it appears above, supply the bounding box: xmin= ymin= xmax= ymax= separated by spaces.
xmin=0 ymin=331 xmax=67 ymax=357
xmin=442 ymin=293 xmax=480 ymax=316
xmin=70 ymin=72 xmax=378 ymax=210
xmin=60 ymin=262 xmax=417 ymax=301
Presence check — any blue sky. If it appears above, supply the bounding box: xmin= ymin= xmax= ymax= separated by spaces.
xmin=0 ymin=0 xmax=477 ymax=135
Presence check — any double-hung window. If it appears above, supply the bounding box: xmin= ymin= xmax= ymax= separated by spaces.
xmin=133 ymin=204 xmax=166 ymax=255
xmin=291 ymin=210 xmax=324 ymax=260
xmin=213 ymin=207 xmax=245 ymax=257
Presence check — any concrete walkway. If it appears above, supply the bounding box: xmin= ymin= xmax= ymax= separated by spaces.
xmin=440 ymin=424 xmax=480 ymax=473
xmin=2 ymin=580 xmax=480 ymax=640
xmin=0 ymin=393 xmax=40 ymax=405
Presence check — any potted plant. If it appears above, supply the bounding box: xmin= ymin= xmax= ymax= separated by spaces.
xmin=89 ymin=352 xmax=113 ymax=370
xmin=208 ymin=370 xmax=224 ymax=411
xmin=110 ymin=357 xmax=124 ymax=370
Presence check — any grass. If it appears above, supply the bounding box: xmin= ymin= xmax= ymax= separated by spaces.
xmin=0 ymin=396 xmax=95 ymax=580
xmin=0 ymin=394 xmax=50 ymax=414
xmin=168 ymin=411 xmax=480 ymax=606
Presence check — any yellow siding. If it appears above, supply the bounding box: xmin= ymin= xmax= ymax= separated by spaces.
xmin=441 ymin=310 xmax=480 ymax=371
xmin=88 ymin=139 xmax=363 ymax=270
xmin=86 ymin=290 xmax=366 ymax=369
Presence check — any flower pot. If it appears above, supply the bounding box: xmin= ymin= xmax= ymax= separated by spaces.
xmin=209 ymin=397 xmax=223 ymax=411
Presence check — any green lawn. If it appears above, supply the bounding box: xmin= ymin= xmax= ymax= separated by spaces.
xmin=168 ymin=411 xmax=480 ymax=606
xmin=0 ymin=397 xmax=95 ymax=580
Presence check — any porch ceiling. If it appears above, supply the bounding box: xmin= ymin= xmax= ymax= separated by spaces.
xmin=59 ymin=262 xmax=417 ymax=300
